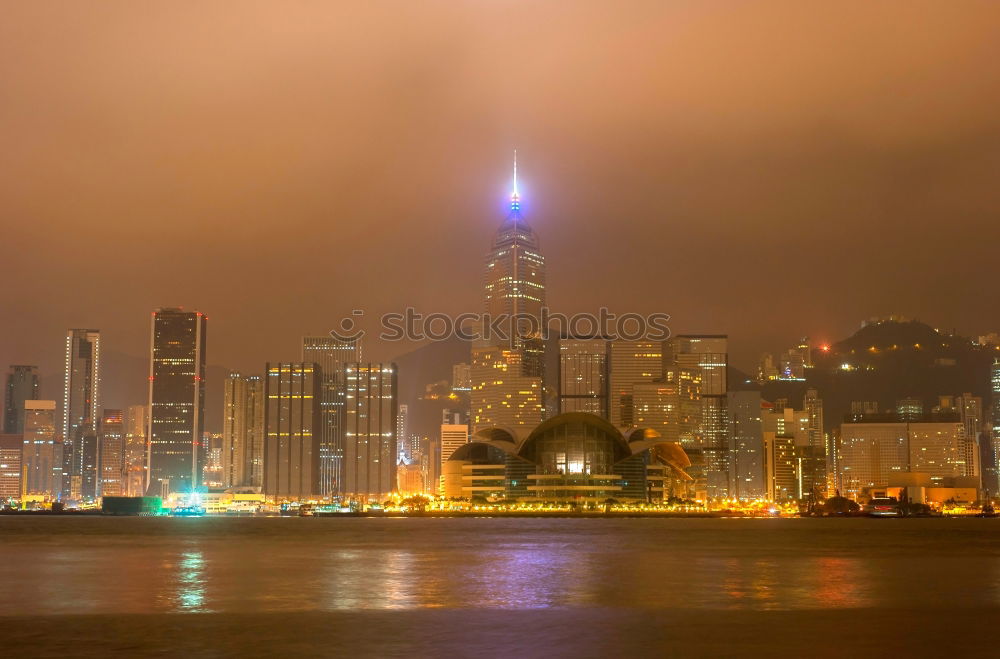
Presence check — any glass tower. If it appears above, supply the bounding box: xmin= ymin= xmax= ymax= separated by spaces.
xmin=146 ymin=308 xmax=206 ymax=496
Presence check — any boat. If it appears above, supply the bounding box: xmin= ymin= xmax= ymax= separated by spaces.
xmin=170 ymin=505 xmax=206 ymax=517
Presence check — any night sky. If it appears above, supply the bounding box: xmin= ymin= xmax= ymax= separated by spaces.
xmin=3 ymin=2 xmax=1000 ymax=412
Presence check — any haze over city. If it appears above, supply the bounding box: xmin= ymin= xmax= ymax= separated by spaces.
xmin=4 ymin=1 xmax=1000 ymax=412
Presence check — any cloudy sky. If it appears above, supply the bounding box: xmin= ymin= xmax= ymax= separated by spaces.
xmin=3 ymin=1 xmax=999 ymax=408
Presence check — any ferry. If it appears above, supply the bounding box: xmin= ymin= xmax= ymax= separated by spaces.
xmin=170 ymin=505 xmax=206 ymax=517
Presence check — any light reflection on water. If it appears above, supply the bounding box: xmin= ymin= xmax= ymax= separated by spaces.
xmin=1 ymin=517 xmax=998 ymax=616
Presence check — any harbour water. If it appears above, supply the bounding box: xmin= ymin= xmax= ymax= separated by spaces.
xmin=3 ymin=517 xmax=999 ymax=657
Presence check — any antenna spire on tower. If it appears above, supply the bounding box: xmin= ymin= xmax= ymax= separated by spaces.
xmin=510 ymin=149 xmax=520 ymax=213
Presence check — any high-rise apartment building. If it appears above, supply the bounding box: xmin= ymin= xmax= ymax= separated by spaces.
xmin=4 ymin=365 xmax=39 ymax=434
xmin=342 ymin=363 xmax=398 ymax=501
xmin=147 ymin=308 xmax=206 ymax=496
xmin=302 ymin=335 xmax=360 ymax=497
xmin=263 ymin=363 xmax=322 ymax=498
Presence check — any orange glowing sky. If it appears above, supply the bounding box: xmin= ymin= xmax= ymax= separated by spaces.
xmin=2 ymin=1 xmax=1000 ymax=410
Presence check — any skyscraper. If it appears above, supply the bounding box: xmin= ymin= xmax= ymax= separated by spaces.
xmin=97 ymin=409 xmax=124 ymax=497
xmin=0 ymin=434 xmax=22 ymax=502
xmin=666 ymin=335 xmax=729 ymax=498
xmin=992 ymin=360 xmax=1000 ymax=494
xmin=222 ymin=372 xmax=265 ymax=488
xmin=440 ymin=408 xmax=470 ymax=490
xmin=608 ymin=340 xmax=664 ymax=427
xmin=147 ymin=308 xmax=206 ymax=496
xmin=396 ymin=403 xmax=409 ymax=462
xmin=470 ymin=345 xmax=543 ymax=430
xmin=62 ymin=330 xmax=100 ymax=495
xmin=342 ymin=363 xmax=398 ymax=501
xmin=558 ymin=338 xmax=608 ymax=417
xmin=483 ymin=155 xmax=546 ymax=378
xmin=263 ymin=362 xmax=322 ymax=498
xmin=123 ymin=404 xmax=147 ymax=496
xmin=302 ymin=335 xmax=360 ymax=497
xmin=728 ymin=390 xmax=765 ymax=500
xmin=22 ymin=400 xmax=61 ymax=499
xmin=4 ymin=365 xmax=39 ymax=434
xmin=62 ymin=331 xmax=101 ymax=441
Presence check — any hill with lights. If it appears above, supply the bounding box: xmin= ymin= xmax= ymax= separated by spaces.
xmin=758 ymin=320 xmax=997 ymax=430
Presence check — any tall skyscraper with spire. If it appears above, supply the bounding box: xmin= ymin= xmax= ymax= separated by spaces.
xmin=483 ymin=152 xmax=546 ymax=377
xmin=471 ymin=155 xmax=548 ymax=433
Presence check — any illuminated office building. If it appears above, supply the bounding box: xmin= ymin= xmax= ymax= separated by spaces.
xmin=123 ymin=404 xmax=147 ymax=496
xmin=631 ymin=367 xmax=701 ymax=444
xmin=302 ymin=335 xmax=360 ymax=496
xmin=558 ymin=338 xmax=608 ymax=418
xmin=452 ymin=363 xmax=472 ymax=392
xmin=4 ymin=365 xmax=39 ymax=434
xmin=222 ymin=372 xmax=265 ymax=488
xmin=761 ymin=401 xmax=824 ymax=500
xmin=23 ymin=400 xmax=62 ymax=498
xmin=608 ymin=340 xmax=664 ymax=427
xmin=263 ymin=362 xmax=322 ymax=498
xmin=147 ymin=308 xmax=206 ymax=496
xmin=470 ymin=346 xmax=543 ymax=430
xmin=342 ymin=363 xmax=398 ymax=500
xmin=0 ymin=434 xmax=22 ymax=501
xmin=483 ymin=155 xmax=546 ymax=378
xmin=838 ymin=419 xmax=974 ymax=499
xmin=728 ymin=391 xmax=765 ymax=500
xmin=97 ymin=409 xmax=124 ymax=497
xmin=666 ymin=335 xmax=729 ymax=498
xmin=62 ymin=329 xmax=101 ymax=495
xmin=440 ymin=409 xmax=469 ymax=493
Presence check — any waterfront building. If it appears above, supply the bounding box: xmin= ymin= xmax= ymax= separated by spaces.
xmin=123 ymin=404 xmax=146 ymax=496
xmin=222 ymin=372 xmax=265 ymax=488
xmin=263 ymin=362 xmax=322 ymax=499
xmin=728 ymin=390 xmax=765 ymax=500
xmin=62 ymin=330 xmax=101 ymax=496
xmin=666 ymin=335 xmax=729 ymax=498
xmin=147 ymin=308 xmax=206 ymax=496
xmin=465 ymin=412 xmax=692 ymax=502
xmin=97 ymin=409 xmax=124 ymax=497
xmin=342 ymin=363 xmax=398 ymax=501
xmin=302 ymin=335 xmax=359 ymax=496
xmin=0 ymin=434 xmax=22 ymax=501
xmin=22 ymin=400 xmax=62 ymax=498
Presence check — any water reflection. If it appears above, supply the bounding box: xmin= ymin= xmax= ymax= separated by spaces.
xmin=1 ymin=518 xmax=998 ymax=616
xmin=154 ymin=547 xmax=209 ymax=612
